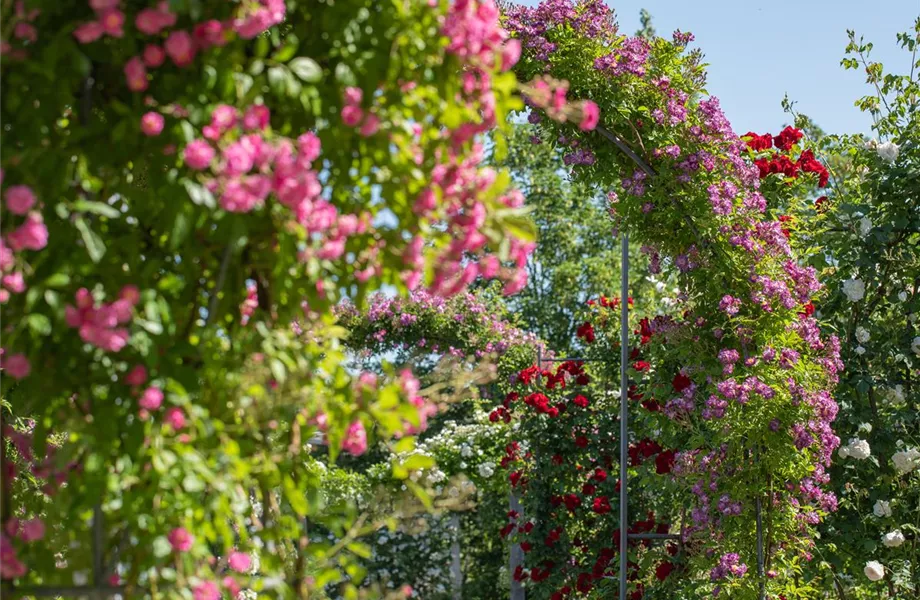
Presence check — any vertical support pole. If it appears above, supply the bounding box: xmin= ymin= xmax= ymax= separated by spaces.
xmin=509 ymin=492 xmax=525 ymax=600
xmin=449 ymin=513 xmax=462 ymax=600
xmin=618 ymin=234 xmax=629 ymax=600
xmin=92 ymin=504 xmax=104 ymax=593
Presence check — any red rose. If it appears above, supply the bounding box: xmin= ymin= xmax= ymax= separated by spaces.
xmin=672 ymin=372 xmax=692 ymax=392
xmin=564 ymin=493 xmax=581 ymax=511
xmin=592 ymin=496 xmax=612 ymax=514
xmin=655 ymin=450 xmax=676 ymax=474
xmin=513 ymin=565 xmax=528 ymax=582
xmin=551 ymin=454 xmax=564 ymax=465
xmin=593 ymin=468 xmax=607 ymax=482
xmin=576 ymin=573 xmax=593 ymax=593
xmin=572 ymin=394 xmax=589 ymax=408
xmin=520 ymin=541 xmax=532 ymax=552
xmin=773 ymin=125 xmax=804 ymax=151
xmin=632 ymin=361 xmax=651 ymax=372
xmin=522 ymin=521 xmax=534 ymax=533
xmin=642 ymin=398 xmax=662 ymax=412
xmin=500 ymin=523 xmax=515 ymax=537
xmin=576 ymin=321 xmax=596 ymax=343
xmin=575 ymin=435 xmax=589 ymax=448
xmin=582 ymin=483 xmax=596 ymax=495
xmin=815 ymin=195 xmax=828 ymax=212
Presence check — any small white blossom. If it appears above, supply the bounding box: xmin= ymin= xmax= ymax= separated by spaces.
xmin=858 ymin=422 xmax=873 ymax=434
xmin=912 ymin=336 xmax=920 ymax=356
xmin=477 ymin=462 xmax=495 ymax=478
xmin=859 ymin=217 xmax=873 ymax=237
xmin=843 ymin=279 xmax=865 ymax=302
xmin=73 ymin=571 xmax=89 ymax=586
xmin=873 ymin=500 xmax=892 ymax=518
xmin=855 ymin=345 xmax=866 ymax=355
xmin=855 ymin=327 xmax=870 ymax=343
xmin=881 ymin=530 xmax=905 ymax=548
xmin=899 ymin=291 xmax=909 ymax=302
xmin=877 ymin=141 xmax=900 ymax=162
xmin=845 ymin=438 xmax=871 ymax=460
xmin=892 ymin=448 xmax=920 ymax=474
xmin=864 ymin=560 xmax=885 ymax=582
xmin=460 ymin=444 xmax=473 ymax=458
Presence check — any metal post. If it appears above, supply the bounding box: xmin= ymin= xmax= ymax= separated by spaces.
xmin=92 ymin=504 xmax=105 ymax=592
xmin=618 ymin=234 xmax=629 ymax=600
xmin=509 ymin=492 xmax=525 ymax=600
xmin=449 ymin=513 xmax=462 ymax=600
xmin=756 ymin=488 xmax=765 ymax=600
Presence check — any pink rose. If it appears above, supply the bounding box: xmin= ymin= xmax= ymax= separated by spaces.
xmin=242 ymin=105 xmax=270 ymax=131
xmin=359 ymin=114 xmax=380 ymax=137
xmin=125 ymin=365 xmax=147 ymax=386
xmin=341 ymin=419 xmax=367 ymax=456
xmin=193 ymin=20 xmax=227 ymax=49
xmin=99 ymin=8 xmax=124 ymax=37
xmin=227 ymin=551 xmax=251 ymax=573
xmin=579 ymin=100 xmax=600 ymax=131
xmin=210 ymin=104 xmax=238 ymax=132
xmin=2 ymin=273 xmax=26 ymax=294
xmin=134 ymin=6 xmax=174 ymax=35
xmin=140 ymin=112 xmax=165 ymax=137
xmin=183 ymin=140 xmax=215 ymax=170
xmin=89 ymin=0 xmax=120 ymax=10
xmin=297 ymin=132 xmax=321 ymax=163
xmin=5 ymin=185 xmax=35 ymax=214
xmin=13 ymin=23 xmax=37 ymax=43
xmin=142 ymin=45 xmax=165 ymax=68
xmin=167 ymin=527 xmax=194 ymax=552
xmin=123 ymin=56 xmax=148 ymax=92
xmin=164 ymin=31 xmax=196 ymax=68
xmin=164 ymin=407 xmax=186 ymax=430
xmin=341 ymin=105 xmax=363 ymax=127
xmin=193 ymin=580 xmax=220 ymax=600
xmin=501 ymin=39 xmax=521 ymax=70
xmin=19 ymin=519 xmax=44 ymax=542
xmin=7 ymin=213 xmax=47 ymax=251
xmin=139 ymin=386 xmax=163 ymax=411
xmin=2 ymin=353 xmax=30 ymax=379
xmin=73 ymin=21 xmax=104 ymax=44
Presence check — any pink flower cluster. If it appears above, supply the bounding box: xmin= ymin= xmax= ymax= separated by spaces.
xmin=340 ymin=87 xmax=380 ymax=137
xmin=1 ymin=180 xmax=48 ymax=306
xmin=240 ymin=281 xmax=258 ymax=325
xmin=524 ymin=77 xmax=600 ymax=132
xmin=75 ymin=0 xmax=285 ymax=92
xmin=443 ymin=0 xmax=520 ymax=71
xmin=342 ymin=419 xmax=368 ymax=456
xmin=65 ymin=286 xmax=139 ymax=352
xmin=0 ymin=1 xmax=41 ymax=61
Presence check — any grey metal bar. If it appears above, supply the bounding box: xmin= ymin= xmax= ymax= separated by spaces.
xmin=509 ymin=492 xmax=525 ymax=600
xmin=92 ymin=504 xmax=105 ymax=589
xmin=596 ymin=126 xmax=657 ymax=177
xmin=449 ymin=513 xmax=462 ymax=600
xmin=534 ymin=357 xmax=610 ymax=363
xmin=618 ymin=233 xmax=629 ymax=600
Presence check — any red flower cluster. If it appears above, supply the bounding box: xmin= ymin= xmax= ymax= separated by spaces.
xmin=576 ymin=321 xmax=595 ymax=343
xmin=628 ymin=438 xmax=664 ymax=466
xmin=742 ymin=131 xmax=773 ymax=151
xmin=672 ymin=372 xmax=692 ymax=392
xmin=773 ymin=125 xmax=804 ymax=151
xmin=750 ymin=129 xmax=829 ymax=187
xmin=778 ymin=214 xmax=793 ymax=239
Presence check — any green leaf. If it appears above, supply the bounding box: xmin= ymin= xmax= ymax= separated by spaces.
xmin=402 ymin=454 xmax=435 ymax=471
xmin=289 ymin=57 xmax=322 ymax=83
xmin=74 ymin=217 xmax=106 ymax=262
xmin=268 ymin=66 xmax=288 ymax=97
xmin=73 ymin=200 xmax=120 ymax=219
xmin=43 ymin=273 xmax=70 ymax=288
xmin=152 ymin=536 xmax=172 ymax=558
xmin=26 ymin=314 xmax=52 ymax=336
xmin=182 ymin=179 xmax=215 ymax=209
xmin=284 ymin=476 xmax=308 ymax=516
xmin=182 ymin=473 xmax=205 ymax=493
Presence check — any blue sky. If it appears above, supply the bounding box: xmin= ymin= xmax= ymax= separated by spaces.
xmin=519 ymin=0 xmax=919 ymax=136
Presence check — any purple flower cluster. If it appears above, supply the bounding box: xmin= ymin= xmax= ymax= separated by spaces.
xmin=706 ymin=181 xmax=738 ymax=215
xmin=710 ymin=552 xmax=748 ymax=581
xmin=594 ymin=37 xmax=650 ymax=77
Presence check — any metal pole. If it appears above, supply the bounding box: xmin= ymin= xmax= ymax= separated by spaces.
xmin=509 ymin=492 xmax=525 ymax=600
xmin=449 ymin=513 xmax=462 ymax=600
xmin=756 ymin=486 xmax=765 ymax=600
xmin=92 ymin=504 xmax=105 ymax=593
xmin=618 ymin=233 xmax=629 ymax=600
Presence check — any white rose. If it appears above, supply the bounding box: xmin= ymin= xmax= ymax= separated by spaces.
xmin=899 ymin=291 xmax=909 ymax=302
xmin=881 ymin=530 xmax=905 ymax=548
xmin=885 ymin=385 xmax=905 ymax=405
xmin=859 ymin=217 xmax=873 ymax=237
xmin=892 ymin=448 xmax=920 ymax=474
xmin=864 ymin=139 xmax=879 ymax=151
xmin=846 ymin=438 xmax=871 ymax=460
xmin=912 ymin=336 xmax=920 ymax=356
xmin=864 ymin=560 xmax=885 ymax=582
xmin=877 ymin=141 xmax=900 ymax=162
xmin=843 ymin=279 xmax=865 ymax=302
xmin=873 ymin=500 xmax=892 ymax=518
xmin=855 ymin=345 xmax=866 ymax=355
xmin=855 ymin=327 xmax=870 ymax=343
xmin=838 ymin=445 xmax=851 ymax=459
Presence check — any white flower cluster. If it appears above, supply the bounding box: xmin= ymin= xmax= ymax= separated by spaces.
xmin=873 ymin=499 xmax=892 ymax=518
xmin=892 ymin=447 xmax=920 ymax=475
xmin=876 ymin=141 xmax=900 ymax=163
xmin=838 ymin=437 xmax=871 ymax=460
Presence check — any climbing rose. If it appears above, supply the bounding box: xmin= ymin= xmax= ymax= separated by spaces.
xmin=140 ymin=112 xmax=165 ymax=136
xmin=74 ymin=21 xmax=105 ymax=44
xmin=342 ymin=420 xmax=367 ymax=456
xmin=184 ymin=140 xmax=216 ymax=170
xmin=864 ymin=561 xmax=885 ymax=582
xmin=19 ymin=519 xmax=45 ymax=542
xmin=164 ymin=407 xmax=186 ymax=430
xmin=228 ymin=551 xmax=251 ymax=573
xmin=167 ymin=527 xmax=194 ymax=552
xmin=842 ymin=279 xmax=865 ymax=302
xmin=164 ymin=31 xmax=196 ymax=67
xmin=5 ymin=185 xmax=35 ymax=215
xmin=125 ymin=365 xmax=147 ymax=386
xmin=192 ymin=580 xmax=220 ymax=600
xmin=7 ymin=214 xmax=48 ymax=251
xmin=873 ymin=500 xmax=892 ymax=518
xmin=579 ymin=101 xmax=599 ymax=131
xmin=876 ymin=141 xmax=899 ymax=162
xmin=773 ymin=126 xmax=803 ymax=151
xmin=142 ymin=44 xmax=166 ymax=67
xmin=2 ymin=353 xmax=30 ymax=379
xmin=892 ymin=448 xmax=920 ymax=474
xmin=139 ymin=386 xmax=164 ymax=411
xmin=881 ymin=530 xmax=905 ymax=548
